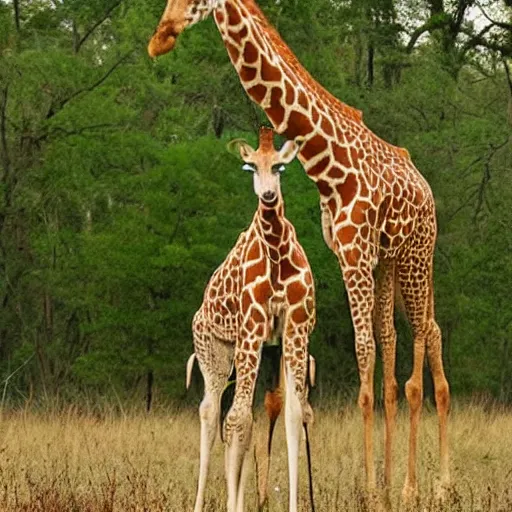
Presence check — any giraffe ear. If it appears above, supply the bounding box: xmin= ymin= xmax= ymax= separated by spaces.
xmin=227 ymin=138 xmax=255 ymax=161
xmin=278 ymin=137 xmax=305 ymax=164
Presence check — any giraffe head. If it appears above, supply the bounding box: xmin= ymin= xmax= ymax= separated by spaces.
xmin=228 ymin=128 xmax=302 ymax=205
xmin=148 ymin=0 xmax=218 ymax=57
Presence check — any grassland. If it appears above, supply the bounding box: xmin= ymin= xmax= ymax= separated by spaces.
xmin=0 ymin=402 xmax=510 ymax=511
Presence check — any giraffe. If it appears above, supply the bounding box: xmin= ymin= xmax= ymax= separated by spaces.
xmin=187 ymin=126 xmax=316 ymax=512
xmin=148 ymin=0 xmax=451 ymax=501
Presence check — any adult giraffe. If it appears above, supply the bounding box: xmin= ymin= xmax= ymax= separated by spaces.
xmin=148 ymin=0 xmax=450 ymax=501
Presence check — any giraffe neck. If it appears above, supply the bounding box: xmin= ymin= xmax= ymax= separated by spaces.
xmin=254 ymin=196 xmax=287 ymax=261
xmin=213 ymin=0 xmax=367 ymax=174
xmin=213 ymin=0 xmax=418 ymax=219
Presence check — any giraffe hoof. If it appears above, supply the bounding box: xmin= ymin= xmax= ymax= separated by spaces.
xmin=434 ymin=479 xmax=452 ymax=504
xmin=257 ymin=497 xmax=269 ymax=512
xmin=401 ymin=483 xmax=419 ymax=508
xmin=380 ymin=487 xmax=393 ymax=512
xmin=364 ymin=487 xmax=385 ymax=512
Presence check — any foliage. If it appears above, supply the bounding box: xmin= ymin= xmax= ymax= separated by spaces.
xmin=0 ymin=0 xmax=510 ymax=405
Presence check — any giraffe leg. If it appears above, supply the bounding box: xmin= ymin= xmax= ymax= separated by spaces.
xmin=282 ymin=324 xmax=310 ymax=512
xmin=224 ymin=341 xmax=262 ymax=512
xmin=255 ymin=346 xmax=283 ymax=510
xmin=194 ymin=335 xmax=234 ymax=512
xmin=340 ymin=260 xmax=376 ymax=490
xmin=236 ymin=451 xmax=251 ymax=512
xmin=374 ymin=260 xmax=397 ymax=494
xmin=425 ymin=290 xmax=451 ymax=496
xmin=255 ymin=387 xmax=282 ymax=510
xmin=397 ymin=259 xmax=431 ymax=503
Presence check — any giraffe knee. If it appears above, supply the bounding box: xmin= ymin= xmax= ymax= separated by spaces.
xmin=223 ymin=407 xmax=253 ymax=446
xmin=199 ymin=396 xmax=217 ymax=423
xmin=358 ymin=389 xmax=374 ymax=419
xmin=430 ymin=320 xmax=441 ymax=338
xmin=435 ymin=381 xmax=450 ymax=413
xmin=384 ymin=379 xmax=398 ymax=411
xmin=379 ymin=319 xmax=396 ymax=342
xmin=405 ymin=379 xmax=422 ymax=413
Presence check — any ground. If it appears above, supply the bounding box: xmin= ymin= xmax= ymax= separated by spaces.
xmin=0 ymin=402 xmax=510 ymax=511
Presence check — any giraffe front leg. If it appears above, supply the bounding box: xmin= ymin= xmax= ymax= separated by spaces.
xmin=224 ymin=339 xmax=262 ymax=512
xmin=340 ymin=258 xmax=377 ymax=491
xmin=426 ymin=316 xmax=451 ymax=498
xmin=283 ymin=320 xmax=311 ymax=512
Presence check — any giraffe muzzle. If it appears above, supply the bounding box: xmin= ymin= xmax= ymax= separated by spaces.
xmin=148 ymin=22 xmax=181 ymax=58
xmin=262 ymin=191 xmax=277 ymax=203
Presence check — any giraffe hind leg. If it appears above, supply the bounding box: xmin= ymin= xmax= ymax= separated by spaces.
xmin=194 ymin=335 xmax=234 ymax=512
xmin=425 ymin=287 xmax=451 ymax=496
xmin=255 ymin=344 xmax=283 ymax=510
xmin=397 ymin=257 xmax=433 ymax=503
xmin=224 ymin=341 xmax=262 ymax=512
xmin=374 ymin=259 xmax=398 ymax=497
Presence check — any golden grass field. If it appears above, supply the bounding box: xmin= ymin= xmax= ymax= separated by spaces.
xmin=0 ymin=402 xmax=510 ymax=511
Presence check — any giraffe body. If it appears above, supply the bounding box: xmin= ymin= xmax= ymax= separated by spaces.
xmin=149 ymin=0 xmax=450 ymax=501
xmin=190 ymin=128 xmax=315 ymax=512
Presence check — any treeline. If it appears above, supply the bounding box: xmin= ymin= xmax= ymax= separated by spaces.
xmin=0 ymin=0 xmax=511 ymax=409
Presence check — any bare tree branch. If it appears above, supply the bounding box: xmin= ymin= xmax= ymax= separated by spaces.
xmin=473 ymin=160 xmax=491 ymax=222
xmin=476 ymin=2 xmax=512 ymax=32
xmin=448 ymin=137 xmax=509 ymax=223
xmin=473 ymin=139 xmax=509 ymax=221
xmin=0 ymin=87 xmax=10 ymax=179
xmin=453 ymin=0 xmax=471 ymax=35
xmin=44 ymin=123 xmax=120 ymax=140
xmin=447 ymin=186 xmax=480 ymax=223
xmin=46 ymin=51 xmax=133 ymax=120
xmin=460 ymin=26 xmax=512 ymax=56
xmin=504 ymin=56 xmax=512 ymax=127
xmin=74 ymin=0 xmax=123 ymax=53
xmin=503 ymin=57 xmax=512 ymax=98
xmin=406 ymin=16 xmax=451 ymax=53
xmin=13 ymin=0 xmax=20 ymax=32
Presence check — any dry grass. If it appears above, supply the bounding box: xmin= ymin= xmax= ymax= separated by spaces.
xmin=0 ymin=403 xmax=511 ymax=511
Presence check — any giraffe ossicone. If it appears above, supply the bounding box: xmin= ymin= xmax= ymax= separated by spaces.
xmin=149 ymin=0 xmax=451 ymax=502
xmin=189 ymin=127 xmax=316 ymax=512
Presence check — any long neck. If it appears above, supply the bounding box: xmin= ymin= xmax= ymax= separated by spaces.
xmin=255 ymin=196 xmax=287 ymax=259
xmin=213 ymin=0 xmax=416 ymax=215
xmin=213 ymin=0 xmax=364 ymax=170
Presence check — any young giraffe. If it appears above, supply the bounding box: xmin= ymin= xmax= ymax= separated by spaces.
xmin=188 ymin=127 xmax=315 ymax=512
xmin=148 ymin=0 xmax=451 ymax=501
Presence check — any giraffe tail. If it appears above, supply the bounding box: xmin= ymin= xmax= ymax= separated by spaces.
xmin=185 ymin=353 xmax=196 ymax=390
xmin=308 ymin=355 xmax=316 ymax=388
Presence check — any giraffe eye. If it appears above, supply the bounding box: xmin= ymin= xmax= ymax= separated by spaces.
xmin=272 ymin=164 xmax=286 ymax=174
xmin=242 ymin=163 xmax=256 ymax=173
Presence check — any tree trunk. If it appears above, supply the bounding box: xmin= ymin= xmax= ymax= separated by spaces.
xmin=72 ymin=20 xmax=80 ymax=54
xmin=146 ymin=369 xmax=154 ymax=412
xmin=500 ymin=332 xmax=510 ymax=402
xmin=13 ymin=0 xmax=20 ymax=32
xmin=367 ymin=44 xmax=374 ymax=88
